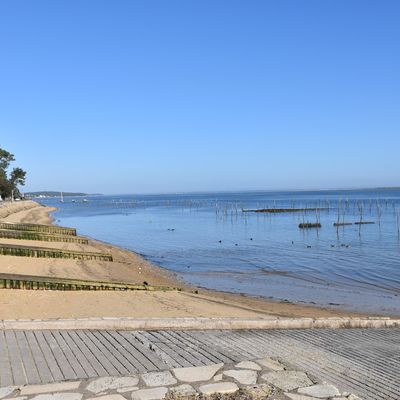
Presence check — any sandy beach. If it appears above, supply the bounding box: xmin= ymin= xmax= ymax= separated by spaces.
xmin=0 ymin=201 xmax=369 ymax=319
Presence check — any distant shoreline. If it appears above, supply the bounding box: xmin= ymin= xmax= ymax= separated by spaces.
xmin=26 ymin=186 xmax=400 ymax=197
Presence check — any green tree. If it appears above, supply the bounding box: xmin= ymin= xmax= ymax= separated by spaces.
xmin=0 ymin=148 xmax=15 ymax=171
xmin=0 ymin=147 xmax=27 ymax=200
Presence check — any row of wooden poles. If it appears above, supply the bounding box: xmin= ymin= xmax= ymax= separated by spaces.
xmin=0 ymin=221 xmax=112 ymax=261
xmin=0 ymin=229 xmax=89 ymax=244
xmin=0 ymin=245 xmax=113 ymax=261
xmin=0 ymin=277 xmax=171 ymax=291
xmin=0 ymin=222 xmax=173 ymax=291
xmin=0 ymin=222 xmax=76 ymax=236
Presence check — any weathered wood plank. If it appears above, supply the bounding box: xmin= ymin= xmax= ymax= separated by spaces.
xmin=100 ymin=331 xmax=147 ymax=373
xmin=143 ymin=332 xmax=192 ymax=367
xmin=58 ymin=331 xmax=97 ymax=378
xmin=117 ymin=331 xmax=169 ymax=371
xmin=168 ymin=331 xmax=222 ymax=364
xmin=156 ymin=331 xmax=205 ymax=366
xmin=42 ymin=331 xmax=76 ymax=380
xmin=33 ymin=331 xmax=64 ymax=382
xmin=189 ymin=331 xmax=241 ymax=362
xmin=74 ymin=331 xmax=120 ymax=375
xmin=4 ymin=331 xmax=26 ymax=385
xmin=177 ymin=331 xmax=235 ymax=364
xmin=67 ymin=331 xmax=108 ymax=376
xmin=91 ymin=331 xmax=135 ymax=374
xmin=52 ymin=331 xmax=87 ymax=379
xmin=14 ymin=331 xmax=41 ymax=384
xmin=131 ymin=332 xmax=181 ymax=368
xmin=24 ymin=331 xmax=54 ymax=383
xmin=0 ymin=331 xmax=13 ymax=386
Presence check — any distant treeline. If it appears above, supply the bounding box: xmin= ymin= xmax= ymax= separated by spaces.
xmin=26 ymin=191 xmax=94 ymax=197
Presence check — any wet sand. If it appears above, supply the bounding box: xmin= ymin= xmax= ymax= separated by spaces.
xmin=0 ymin=201 xmax=370 ymax=319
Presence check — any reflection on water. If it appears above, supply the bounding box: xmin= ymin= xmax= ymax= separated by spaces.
xmin=42 ymin=189 xmax=400 ymax=315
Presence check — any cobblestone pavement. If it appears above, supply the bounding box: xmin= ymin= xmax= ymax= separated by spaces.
xmin=1 ymin=328 xmax=399 ymax=400
xmin=0 ymin=357 xmax=361 ymax=400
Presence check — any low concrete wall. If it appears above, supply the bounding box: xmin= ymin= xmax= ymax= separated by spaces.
xmin=1 ymin=316 xmax=399 ymax=331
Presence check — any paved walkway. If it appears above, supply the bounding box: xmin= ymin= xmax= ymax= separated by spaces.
xmin=0 ymin=328 xmax=399 ymax=400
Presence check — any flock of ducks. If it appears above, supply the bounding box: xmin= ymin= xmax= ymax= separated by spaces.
xmin=167 ymin=229 xmax=351 ymax=249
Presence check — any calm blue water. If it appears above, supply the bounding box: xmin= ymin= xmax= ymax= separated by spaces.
xmin=41 ymin=190 xmax=400 ymax=315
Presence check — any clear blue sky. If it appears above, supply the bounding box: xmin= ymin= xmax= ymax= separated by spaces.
xmin=1 ymin=0 xmax=399 ymax=194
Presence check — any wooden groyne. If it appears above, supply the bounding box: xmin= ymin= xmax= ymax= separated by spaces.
xmin=299 ymin=222 xmax=322 ymax=229
xmin=0 ymin=222 xmax=76 ymax=236
xmin=0 ymin=244 xmax=112 ymax=261
xmin=0 ymin=273 xmax=173 ymax=291
xmin=333 ymin=222 xmax=353 ymax=226
xmin=243 ymin=208 xmax=328 ymax=213
xmin=0 ymin=229 xmax=89 ymax=244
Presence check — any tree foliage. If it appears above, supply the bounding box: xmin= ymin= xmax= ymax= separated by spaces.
xmin=0 ymin=147 xmax=27 ymax=200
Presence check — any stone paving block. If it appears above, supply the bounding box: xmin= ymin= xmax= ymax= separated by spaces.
xmin=198 ymin=382 xmax=239 ymax=395
xmin=245 ymin=384 xmax=273 ymax=399
xmin=256 ymin=357 xmax=285 ymax=371
xmin=116 ymin=387 xmax=139 ymax=393
xmin=31 ymin=394 xmax=83 ymax=400
xmin=169 ymin=384 xmax=196 ymax=396
xmin=131 ymin=387 xmax=168 ymax=400
xmin=87 ymin=395 xmax=126 ymax=400
xmin=0 ymin=387 xmax=16 ymax=399
xmin=235 ymin=361 xmax=262 ymax=371
xmin=223 ymin=370 xmax=258 ymax=385
xmin=284 ymin=394 xmax=321 ymax=400
xmin=348 ymin=395 xmax=362 ymax=400
xmin=213 ymin=374 xmax=223 ymax=382
xmin=262 ymin=371 xmax=313 ymax=391
xmin=20 ymin=382 xmax=82 ymax=396
xmin=172 ymin=363 xmax=223 ymax=382
xmin=297 ymin=384 xmax=340 ymax=398
xmin=86 ymin=377 xmax=139 ymax=394
xmin=141 ymin=372 xmax=177 ymax=387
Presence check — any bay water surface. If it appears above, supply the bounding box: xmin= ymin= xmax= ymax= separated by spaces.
xmin=42 ymin=189 xmax=400 ymax=315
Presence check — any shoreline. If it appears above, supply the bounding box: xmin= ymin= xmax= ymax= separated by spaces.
xmin=0 ymin=201 xmax=389 ymax=319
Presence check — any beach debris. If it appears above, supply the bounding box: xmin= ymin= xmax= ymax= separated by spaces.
xmin=143 ymin=281 xmax=149 ymax=286
xmin=218 ymin=240 xmax=222 ymax=243
xmin=250 ymin=238 xmax=253 ymax=240
xmin=306 ymin=245 xmax=312 ymax=248
xmin=299 ymin=223 xmax=321 ymax=229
